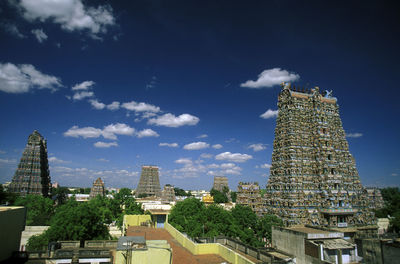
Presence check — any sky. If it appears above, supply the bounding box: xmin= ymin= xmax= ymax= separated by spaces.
xmin=0 ymin=0 xmax=399 ymax=190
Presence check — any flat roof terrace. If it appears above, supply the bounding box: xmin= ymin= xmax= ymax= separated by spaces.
xmin=127 ymin=226 xmax=229 ymax=264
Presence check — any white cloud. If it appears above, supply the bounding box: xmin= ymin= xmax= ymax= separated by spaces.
xmin=240 ymin=68 xmax=300 ymax=88
xmin=122 ymin=101 xmax=160 ymax=113
xmin=248 ymin=143 xmax=267 ymax=152
xmin=215 ymin=152 xmax=252 ymax=163
xmin=2 ymin=23 xmax=25 ymax=38
xmin=97 ymin=158 xmax=109 ymax=162
xmin=89 ymin=99 xmax=105 ymax=110
xmin=136 ymin=129 xmax=159 ymax=138
xmin=72 ymin=80 xmax=95 ymax=90
xmin=31 ymin=28 xmax=48 ymax=43
xmin=0 ymin=158 xmax=17 ymax=164
xmin=0 ymin=150 xmax=6 ymax=154
xmin=207 ymin=163 xmax=242 ymax=176
xmin=200 ymin=153 xmax=213 ymax=159
xmin=159 ymin=143 xmax=179 ymax=148
xmin=148 ymin=113 xmax=199 ymax=127
xmin=64 ymin=126 xmax=103 ymax=138
xmin=64 ymin=123 xmax=135 ymax=140
xmin=94 ymin=141 xmax=118 ymax=148
xmin=260 ymin=163 xmax=272 ymax=169
xmin=260 ymin=109 xmax=278 ymax=119
xmin=346 ymin=132 xmax=363 ymax=138
xmin=102 ymin=123 xmax=135 ymax=140
xmin=175 ymin=158 xmax=192 ymax=164
xmin=72 ymin=91 xmax=94 ymax=100
xmin=212 ymin=144 xmax=223 ymax=149
xmin=18 ymin=0 xmax=115 ymax=38
xmin=107 ymin=101 xmax=120 ymax=110
xmin=0 ymin=62 xmax=62 ymax=93
xmin=48 ymin=156 xmax=69 ymax=163
xmin=183 ymin=142 xmax=210 ymax=150
xmin=197 ymin=134 xmax=208 ymax=138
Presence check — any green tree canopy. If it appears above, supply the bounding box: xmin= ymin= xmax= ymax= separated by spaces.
xmin=210 ymin=188 xmax=228 ymax=203
xmin=14 ymin=194 xmax=54 ymax=226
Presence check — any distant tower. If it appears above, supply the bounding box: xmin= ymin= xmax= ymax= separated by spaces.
xmin=161 ymin=184 xmax=176 ymax=202
xmin=9 ymin=130 xmax=51 ymax=196
xmin=136 ymin=166 xmax=161 ymax=197
xmin=237 ymin=182 xmax=264 ymax=216
xmin=213 ymin=176 xmax=229 ymax=192
xmin=265 ymin=83 xmax=375 ymax=227
xmin=90 ymin=177 xmax=106 ymax=199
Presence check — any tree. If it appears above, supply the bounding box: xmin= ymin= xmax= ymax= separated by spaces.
xmin=26 ymin=234 xmax=49 ymax=251
xmin=168 ymin=198 xmax=206 ymax=237
xmin=51 ymin=187 xmax=70 ymax=205
xmin=230 ymin=192 xmax=237 ymax=203
xmin=14 ymin=194 xmax=54 ymax=225
xmin=231 ymin=204 xmax=261 ymax=246
xmin=210 ymin=188 xmax=228 ymax=203
xmin=375 ymin=187 xmax=400 ymax=232
xmin=174 ymin=187 xmax=191 ymax=196
xmin=256 ymin=214 xmax=283 ymax=246
xmin=112 ymin=188 xmax=144 ymax=229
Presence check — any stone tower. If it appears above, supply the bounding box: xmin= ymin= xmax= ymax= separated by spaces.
xmin=9 ymin=130 xmax=51 ymax=196
xmin=213 ymin=176 xmax=229 ymax=192
xmin=90 ymin=177 xmax=106 ymax=199
xmin=161 ymin=184 xmax=176 ymax=202
xmin=265 ymin=83 xmax=374 ymax=227
xmin=237 ymin=182 xmax=264 ymax=216
xmin=136 ymin=166 xmax=161 ymax=197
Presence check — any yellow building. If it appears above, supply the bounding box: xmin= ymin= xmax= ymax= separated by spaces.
xmin=202 ymin=194 xmax=214 ymax=204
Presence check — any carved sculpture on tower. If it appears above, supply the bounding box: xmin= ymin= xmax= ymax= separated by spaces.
xmin=9 ymin=130 xmax=51 ymax=197
xmin=89 ymin=177 xmax=106 ymax=199
xmin=264 ymin=83 xmax=375 ymax=227
xmin=136 ymin=165 xmax=161 ymax=197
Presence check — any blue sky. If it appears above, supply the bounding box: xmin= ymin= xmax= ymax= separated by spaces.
xmin=0 ymin=0 xmax=399 ymax=190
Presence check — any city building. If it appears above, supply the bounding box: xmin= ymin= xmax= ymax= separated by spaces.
xmin=236 ymin=182 xmax=264 ymax=216
xmin=136 ymin=166 xmax=162 ymax=198
xmin=0 ymin=206 xmax=26 ymax=262
xmin=265 ymin=83 xmax=375 ymax=227
xmin=9 ymin=130 xmax=51 ymax=197
xmin=89 ymin=177 xmax=106 ymax=199
xmin=212 ymin=176 xmax=229 ymax=192
xmin=161 ymin=184 xmax=176 ymax=202
xmin=272 ymin=226 xmax=360 ymax=264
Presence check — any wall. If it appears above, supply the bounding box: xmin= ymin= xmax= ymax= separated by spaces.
xmin=20 ymin=226 xmax=49 ymax=250
xmin=272 ymin=226 xmax=306 ymax=264
xmin=123 ymin=215 xmax=152 ymax=231
xmin=115 ymin=240 xmax=171 ymax=264
xmin=0 ymin=206 xmax=26 ymax=261
xmin=164 ymin=222 xmax=255 ymax=264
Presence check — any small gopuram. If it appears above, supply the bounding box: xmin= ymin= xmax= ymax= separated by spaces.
xmin=161 ymin=184 xmax=176 ymax=202
xmin=89 ymin=177 xmax=106 ymax=199
xmin=9 ymin=130 xmax=51 ymax=196
xmin=136 ymin=165 xmax=161 ymax=197
xmin=213 ymin=176 xmax=229 ymax=192
xmin=237 ymin=182 xmax=264 ymax=216
xmin=265 ymin=83 xmax=375 ymax=227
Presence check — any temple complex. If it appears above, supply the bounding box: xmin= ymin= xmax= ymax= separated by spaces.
xmin=9 ymin=130 xmax=51 ymax=196
xmin=89 ymin=177 xmax=106 ymax=199
xmin=136 ymin=166 xmax=162 ymax=197
xmin=265 ymin=83 xmax=375 ymax=227
xmin=212 ymin=176 xmax=229 ymax=192
xmin=236 ymin=182 xmax=264 ymax=216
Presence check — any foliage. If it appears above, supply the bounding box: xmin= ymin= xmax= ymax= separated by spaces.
xmin=14 ymin=194 xmax=54 ymax=225
xmin=0 ymin=185 xmax=19 ymax=205
xmin=260 ymin=189 xmax=267 ymax=198
xmin=169 ymin=198 xmax=282 ymax=248
xmin=26 ymin=234 xmax=49 ymax=251
xmin=138 ymin=193 xmax=149 ymax=198
xmin=230 ymin=191 xmax=237 ymax=202
xmin=51 ymin=187 xmax=70 ymax=205
xmin=375 ymin=187 xmax=400 ymax=232
xmin=113 ymin=188 xmax=144 ymax=228
xmin=174 ymin=187 xmax=192 ymax=197
xmin=210 ymin=188 xmax=228 ymax=203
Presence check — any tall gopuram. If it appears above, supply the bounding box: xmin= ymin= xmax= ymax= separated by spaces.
xmin=89 ymin=177 xmax=106 ymax=199
xmin=9 ymin=130 xmax=51 ymax=196
xmin=136 ymin=165 xmax=161 ymax=197
xmin=265 ymin=83 xmax=375 ymax=227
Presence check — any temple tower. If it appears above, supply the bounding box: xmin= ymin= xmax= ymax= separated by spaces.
xmin=265 ymin=83 xmax=375 ymax=227
xmin=161 ymin=184 xmax=176 ymax=202
xmin=90 ymin=177 xmax=106 ymax=199
xmin=136 ymin=166 xmax=161 ymax=197
xmin=9 ymin=130 xmax=51 ymax=196
xmin=213 ymin=176 xmax=229 ymax=192
xmin=237 ymin=182 xmax=264 ymax=216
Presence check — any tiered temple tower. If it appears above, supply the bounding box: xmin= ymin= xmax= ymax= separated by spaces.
xmin=9 ymin=130 xmax=51 ymax=196
xmin=237 ymin=182 xmax=264 ymax=216
xmin=213 ymin=176 xmax=229 ymax=192
xmin=89 ymin=177 xmax=106 ymax=199
xmin=161 ymin=184 xmax=176 ymax=202
xmin=136 ymin=166 xmax=161 ymax=197
xmin=265 ymin=83 xmax=375 ymax=227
